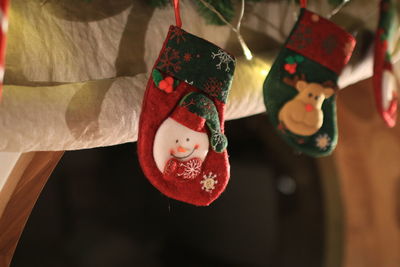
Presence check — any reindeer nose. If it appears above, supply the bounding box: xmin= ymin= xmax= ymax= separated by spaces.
xmin=177 ymin=146 xmax=187 ymax=153
xmin=305 ymin=104 xmax=314 ymax=112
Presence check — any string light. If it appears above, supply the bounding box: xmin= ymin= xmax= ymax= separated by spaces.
xmin=328 ymin=0 xmax=351 ymax=19
xmin=198 ymin=0 xmax=253 ymax=60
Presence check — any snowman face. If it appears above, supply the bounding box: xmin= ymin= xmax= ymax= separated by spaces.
xmin=153 ymin=118 xmax=209 ymax=173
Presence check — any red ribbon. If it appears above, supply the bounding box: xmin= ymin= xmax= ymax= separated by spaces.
xmin=173 ymin=0 xmax=182 ymax=28
xmin=300 ymin=0 xmax=307 ymax=8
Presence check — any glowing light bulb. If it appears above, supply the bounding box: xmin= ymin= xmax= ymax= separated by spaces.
xmin=238 ymin=34 xmax=253 ymax=61
xmin=243 ymin=46 xmax=253 ymax=61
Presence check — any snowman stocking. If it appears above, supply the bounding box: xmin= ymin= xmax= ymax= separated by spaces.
xmin=137 ymin=0 xmax=235 ymax=206
xmin=373 ymin=0 xmax=399 ymax=127
xmin=263 ymin=6 xmax=356 ymax=157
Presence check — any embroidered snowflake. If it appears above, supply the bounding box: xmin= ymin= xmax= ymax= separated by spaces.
xmin=158 ymin=47 xmax=181 ymax=74
xmin=315 ymin=133 xmax=331 ymax=150
xmin=170 ymin=27 xmax=186 ymax=44
xmin=288 ymin=23 xmax=313 ymax=49
xmin=322 ymin=35 xmax=338 ymax=55
xmin=200 ymin=172 xmax=218 ymax=193
xmin=211 ymin=49 xmax=234 ymax=72
xmin=198 ymin=97 xmax=213 ymax=112
xmin=178 ymin=159 xmax=201 ymax=179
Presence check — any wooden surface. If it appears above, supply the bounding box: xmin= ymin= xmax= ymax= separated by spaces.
xmin=334 ymin=78 xmax=400 ymax=267
xmin=0 ymin=151 xmax=64 ymax=267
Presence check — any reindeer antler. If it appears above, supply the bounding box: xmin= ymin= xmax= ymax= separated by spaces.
xmin=283 ymin=74 xmax=306 ymax=88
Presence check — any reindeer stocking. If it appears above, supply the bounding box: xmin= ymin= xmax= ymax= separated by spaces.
xmin=263 ymin=3 xmax=356 ymax=157
xmin=137 ymin=0 xmax=236 ymax=206
xmin=373 ymin=0 xmax=399 ymax=127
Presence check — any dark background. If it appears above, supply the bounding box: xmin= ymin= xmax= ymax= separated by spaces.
xmin=12 ymin=114 xmax=324 ymax=267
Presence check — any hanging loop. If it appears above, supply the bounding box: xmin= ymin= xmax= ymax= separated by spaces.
xmin=173 ymin=0 xmax=182 ymax=27
xmin=300 ymin=0 xmax=307 ymax=8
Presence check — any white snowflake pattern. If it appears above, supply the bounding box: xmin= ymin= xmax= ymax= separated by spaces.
xmin=221 ymin=89 xmax=229 ymax=100
xmin=177 ymin=159 xmax=201 ymax=179
xmin=200 ymin=172 xmax=218 ymax=193
xmin=212 ymin=132 xmax=225 ymax=146
xmin=315 ymin=133 xmax=331 ymax=150
xmin=211 ymin=49 xmax=234 ymax=72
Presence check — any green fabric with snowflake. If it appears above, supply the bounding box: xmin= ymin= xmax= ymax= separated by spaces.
xmin=156 ymin=26 xmax=235 ymax=103
xmin=179 ymin=92 xmax=228 ymax=152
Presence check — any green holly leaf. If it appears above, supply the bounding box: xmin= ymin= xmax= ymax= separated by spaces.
xmin=173 ymin=79 xmax=180 ymax=88
xmin=285 ymin=56 xmax=295 ymax=64
xmin=152 ymin=69 xmax=163 ymax=86
xmin=295 ymin=55 xmax=304 ymax=63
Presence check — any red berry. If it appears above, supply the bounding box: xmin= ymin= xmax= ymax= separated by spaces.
xmin=284 ymin=63 xmax=297 ymax=74
xmin=159 ymin=80 xmax=168 ymax=89
xmin=165 ymin=85 xmax=173 ymax=93
xmin=158 ymin=77 xmax=175 ymax=93
xmin=165 ymin=76 xmax=174 ymax=85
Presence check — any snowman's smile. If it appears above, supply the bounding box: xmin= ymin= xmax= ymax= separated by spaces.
xmin=171 ymin=148 xmax=196 ymax=159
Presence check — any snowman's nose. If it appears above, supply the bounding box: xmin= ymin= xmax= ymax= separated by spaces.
xmin=177 ymin=146 xmax=187 ymax=153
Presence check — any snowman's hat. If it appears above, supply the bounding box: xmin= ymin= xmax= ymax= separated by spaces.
xmin=170 ymin=92 xmax=228 ymax=153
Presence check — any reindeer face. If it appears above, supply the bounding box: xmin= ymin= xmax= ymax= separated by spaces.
xmin=295 ymin=81 xmax=335 ymax=110
xmin=280 ymin=75 xmax=337 ymax=136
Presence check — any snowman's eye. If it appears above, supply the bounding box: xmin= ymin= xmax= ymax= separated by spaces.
xmin=186 ymin=138 xmax=190 ymax=142
xmin=175 ymin=139 xmax=178 ymax=143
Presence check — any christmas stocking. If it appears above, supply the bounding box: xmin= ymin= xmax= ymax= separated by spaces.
xmin=263 ymin=7 xmax=356 ymax=157
xmin=137 ymin=1 xmax=235 ymax=206
xmin=373 ymin=0 xmax=399 ymax=127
